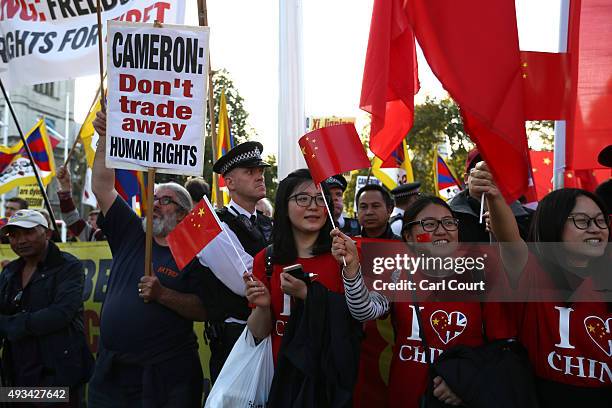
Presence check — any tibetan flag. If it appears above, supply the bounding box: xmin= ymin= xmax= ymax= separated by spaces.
xmin=372 ymin=139 xmax=415 ymax=190
xmin=434 ymin=151 xmax=462 ymax=200
xmin=78 ymin=99 xmax=102 ymax=168
xmin=115 ymin=169 xmax=148 ymax=217
xmin=0 ymin=119 xmax=56 ymax=194
xmin=299 ymin=124 xmax=370 ymax=185
xmin=212 ymin=90 xmax=234 ymax=206
xmin=167 ymin=196 xmax=223 ymax=270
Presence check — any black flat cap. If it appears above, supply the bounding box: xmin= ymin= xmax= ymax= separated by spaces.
xmin=323 ymin=174 xmax=348 ymax=191
xmin=213 ymin=141 xmax=270 ymax=175
xmin=391 ymin=182 xmax=421 ymax=199
xmin=598 ymin=145 xmax=612 ymax=168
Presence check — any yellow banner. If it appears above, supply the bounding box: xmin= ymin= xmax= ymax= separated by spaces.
xmin=307 ymin=116 xmax=355 ymax=131
xmin=0 ymin=242 xmax=211 ymax=380
xmin=17 ymin=184 xmax=45 ymax=209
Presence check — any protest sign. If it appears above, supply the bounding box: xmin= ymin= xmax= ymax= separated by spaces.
xmin=0 ymin=0 xmax=186 ymax=89
xmin=106 ymin=21 xmax=208 ymax=176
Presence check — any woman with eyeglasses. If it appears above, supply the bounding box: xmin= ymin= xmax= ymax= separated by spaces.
xmin=245 ymin=168 xmax=361 ymax=406
xmin=332 ymin=162 xmax=523 ymax=407
xmin=514 ymin=188 xmax=611 ymax=408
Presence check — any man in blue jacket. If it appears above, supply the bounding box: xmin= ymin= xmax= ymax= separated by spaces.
xmin=0 ymin=209 xmax=93 ymax=405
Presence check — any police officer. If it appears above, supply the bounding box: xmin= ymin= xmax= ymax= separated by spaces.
xmin=389 ymin=182 xmax=421 ymax=236
xmin=198 ymin=141 xmax=273 ymax=383
xmin=324 ymin=174 xmax=360 ymax=236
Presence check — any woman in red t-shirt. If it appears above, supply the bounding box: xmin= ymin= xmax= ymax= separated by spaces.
xmin=245 ymin=168 xmax=345 ymax=358
xmin=332 ymin=162 xmax=523 ymax=407
xmin=517 ymin=188 xmax=611 ymax=407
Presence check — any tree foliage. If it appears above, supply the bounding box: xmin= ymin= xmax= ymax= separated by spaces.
xmin=406 ymin=98 xmax=473 ymax=194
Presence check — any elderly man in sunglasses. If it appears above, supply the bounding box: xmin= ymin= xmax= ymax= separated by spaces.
xmin=89 ymin=110 xmax=207 ymax=407
xmin=0 ymin=209 xmax=94 ymax=406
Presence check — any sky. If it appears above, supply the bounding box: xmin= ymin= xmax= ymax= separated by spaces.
xmin=75 ymin=0 xmax=564 ymax=158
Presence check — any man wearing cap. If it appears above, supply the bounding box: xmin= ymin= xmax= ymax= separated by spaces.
xmin=324 ymin=174 xmax=360 ymax=236
xmin=389 ymin=182 xmax=421 ymax=236
xmin=0 ymin=210 xmax=93 ymax=404
xmin=449 ymin=149 xmax=532 ymax=242
xmin=89 ymin=110 xmax=207 ymax=406
xmin=197 ymin=141 xmax=273 ymax=383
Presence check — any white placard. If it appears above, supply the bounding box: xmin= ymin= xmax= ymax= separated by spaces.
xmin=0 ymin=0 xmax=186 ymax=89
xmin=106 ymin=21 xmax=208 ymax=176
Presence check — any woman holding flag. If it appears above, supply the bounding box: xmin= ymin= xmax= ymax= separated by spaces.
xmin=331 ymin=162 xmax=528 ymax=407
xmin=245 ymin=168 xmax=361 ymax=406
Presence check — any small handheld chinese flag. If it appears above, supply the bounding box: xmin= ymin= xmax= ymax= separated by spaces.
xmin=167 ymin=197 xmax=223 ymax=270
xmin=298 ymin=124 xmax=370 ymax=185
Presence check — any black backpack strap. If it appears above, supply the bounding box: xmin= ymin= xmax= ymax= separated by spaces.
xmin=265 ymin=244 xmax=274 ymax=280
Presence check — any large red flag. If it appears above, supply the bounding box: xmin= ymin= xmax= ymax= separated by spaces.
xmin=167 ymin=197 xmax=223 ymax=270
xmin=298 ymin=124 xmax=370 ymax=185
xmin=405 ymin=0 xmax=530 ymax=202
xmin=565 ymin=0 xmax=612 ymax=172
xmin=520 ymin=51 xmax=571 ymax=120
xmin=360 ymin=0 xmax=419 ymax=161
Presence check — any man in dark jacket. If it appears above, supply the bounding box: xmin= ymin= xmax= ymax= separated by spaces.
xmin=356 ymin=184 xmax=401 ymax=240
xmin=0 ymin=209 xmax=93 ymax=405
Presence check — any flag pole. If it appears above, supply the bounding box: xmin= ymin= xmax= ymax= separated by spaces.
xmin=0 ymin=79 xmax=59 ymax=234
xmin=95 ymin=0 xmax=106 ymax=108
xmin=319 ymin=186 xmax=347 ymax=267
xmin=144 ymin=168 xmax=156 ymax=277
xmin=197 ymin=0 xmax=223 ymax=208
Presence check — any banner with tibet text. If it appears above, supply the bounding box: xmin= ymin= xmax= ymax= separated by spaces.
xmin=106 ymin=20 xmax=208 ymax=175
xmin=0 ymin=0 xmax=186 ymax=89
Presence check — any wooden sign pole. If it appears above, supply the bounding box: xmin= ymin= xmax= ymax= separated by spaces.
xmin=144 ymin=167 xmax=156 ymax=278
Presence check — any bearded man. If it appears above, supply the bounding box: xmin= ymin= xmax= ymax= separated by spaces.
xmin=87 ymin=109 xmax=207 ymax=407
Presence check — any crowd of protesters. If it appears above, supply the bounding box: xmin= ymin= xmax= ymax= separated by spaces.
xmin=0 ymin=104 xmax=608 ymax=408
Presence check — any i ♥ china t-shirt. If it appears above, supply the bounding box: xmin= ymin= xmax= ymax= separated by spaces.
xmin=387 ymin=301 xmax=516 ymax=408
xmin=517 ymin=255 xmax=611 ymax=388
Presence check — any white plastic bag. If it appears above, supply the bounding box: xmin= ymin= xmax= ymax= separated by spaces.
xmin=205 ymin=327 xmax=274 ymax=408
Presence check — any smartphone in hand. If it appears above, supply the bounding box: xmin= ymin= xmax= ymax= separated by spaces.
xmin=282 ymin=264 xmax=316 ymax=284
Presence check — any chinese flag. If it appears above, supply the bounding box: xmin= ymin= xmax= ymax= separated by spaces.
xmin=167 ymin=197 xmax=223 ymax=270
xmin=520 ymin=51 xmax=571 ymax=120
xmin=405 ymin=0 xmax=530 ymax=202
xmin=298 ymin=124 xmax=370 ymax=185
xmin=360 ymin=0 xmax=419 ymax=161
xmin=565 ymin=0 xmax=612 ymax=172
xmin=529 ymin=150 xmax=554 ymax=200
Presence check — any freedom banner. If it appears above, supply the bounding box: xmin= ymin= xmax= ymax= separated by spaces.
xmin=106 ymin=21 xmax=208 ymax=175
xmin=0 ymin=0 xmax=186 ymax=89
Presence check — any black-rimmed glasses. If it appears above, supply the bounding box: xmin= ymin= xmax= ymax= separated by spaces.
xmin=567 ymin=214 xmax=610 ymax=230
xmin=405 ymin=217 xmax=459 ymax=232
xmin=288 ymin=193 xmax=327 ymax=208
xmin=153 ymin=196 xmax=179 ymax=207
